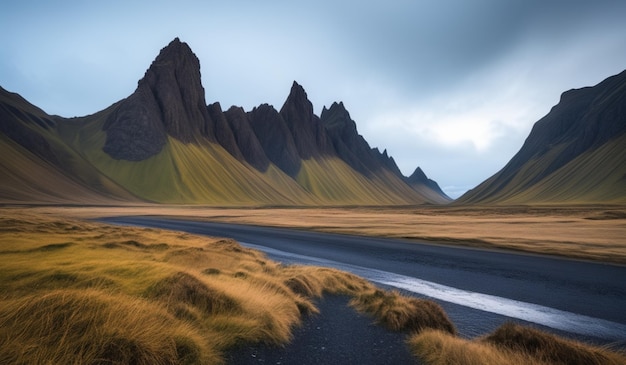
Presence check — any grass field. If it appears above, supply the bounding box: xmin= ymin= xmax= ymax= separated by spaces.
xmin=0 ymin=208 xmax=452 ymax=364
xmin=1 ymin=207 xmax=625 ymax=364
xmin=32 ymin=204 xmax=626 ymax=264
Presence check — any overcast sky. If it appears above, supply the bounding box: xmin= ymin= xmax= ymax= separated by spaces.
xmin=2 ymin=0 xmax=625 ymax=198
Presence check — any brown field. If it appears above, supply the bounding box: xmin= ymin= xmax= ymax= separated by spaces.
xmin=2 ymin=206 xmax=625 ymax=364
xmin=24 ymin=204 xmax=626 ymax=264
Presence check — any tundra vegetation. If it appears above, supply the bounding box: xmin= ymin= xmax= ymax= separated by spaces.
xmin=1 ymin=208 xmax=624 ymax=364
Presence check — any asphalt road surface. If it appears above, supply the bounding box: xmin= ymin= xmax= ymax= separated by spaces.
xmin=102 ymin=216 xmax=626 ymax=346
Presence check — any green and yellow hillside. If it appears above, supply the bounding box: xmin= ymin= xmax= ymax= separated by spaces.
xmin=459 ymin=69 xmax=626 ymax=205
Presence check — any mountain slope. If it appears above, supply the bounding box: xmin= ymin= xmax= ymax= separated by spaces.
xmin=0 ymin=38 xmax=449 ymax=206
xmin=0 ymin=87 xmax=140 ymax=204
xmin=459 ymin=70 xmax=626 ymax=204
xmin=57 ymin=103 xmax=316 ymax=205
xmin=406 ymin=167 xmax=450 ymax=201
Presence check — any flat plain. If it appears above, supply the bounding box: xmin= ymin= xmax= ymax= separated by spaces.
xmin=28 ymin=204 xmax=626 ymax=264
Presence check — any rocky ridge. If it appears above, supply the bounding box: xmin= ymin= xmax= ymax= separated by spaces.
xmin=100 ymin=38 xmax=444 ymax=188
xmin=103 ymin=38 xmax=212 ymax=160
xmin=0 ymin=38 xmax=451 ymax=205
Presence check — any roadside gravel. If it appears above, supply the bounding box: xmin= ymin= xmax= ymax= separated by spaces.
xmin=226 ymin=295 xmax=418 ymax=364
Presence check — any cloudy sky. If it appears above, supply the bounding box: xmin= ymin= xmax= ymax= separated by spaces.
xmin=2 ymin=0 xmax=625 ymax=198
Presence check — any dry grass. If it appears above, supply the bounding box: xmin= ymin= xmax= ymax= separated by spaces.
xmin=408 ymin=324 xmax=626 ymax=365
xmin=0 ymin=208 xmax=457 ymax=364
xmin=350 ymin=289 xmax=456 ymax=335
xmin=483 ymin=322 xmax=626 ymax=365
xmin=2 ymin=207 xmax=624 ymax=364
xmin=408 ymin=330 xmax=545 ymax=365
xmin=30 ymin=204 xmax=626 ymax=264
xmin=0 ymin=210 xmax=349 ymax=363
xmin=0 ymin=289 xmax=214 ymax=365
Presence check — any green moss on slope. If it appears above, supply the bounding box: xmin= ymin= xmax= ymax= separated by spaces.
xmin=296 ymin=158 xmax=433 ymax=205
xmin=52 ymin=104 xmax=444 ymax=206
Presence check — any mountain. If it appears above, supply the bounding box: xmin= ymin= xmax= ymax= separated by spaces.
xmin=459 ymin=69 xmax=626 ymax=205
xmin=103 ymin=38 xmax=212 ymax=161
xmin=280 ymin=81 xmax=334 ymax=159
xmin=0 ymin=38 xmax=449 ymax=206
xmin=406 ymin=167 xmax=449 ymax=200
xmin=321 ymin=101 xmax=398 ymax=177
xmin=0 ymin=87 xmax=140 ymax=204
xmin=247 ymin=103 xmax=301 ymax=176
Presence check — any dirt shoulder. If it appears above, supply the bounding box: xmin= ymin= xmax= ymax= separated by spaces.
xmin=226 ymin=295 xmax=417 ymax=364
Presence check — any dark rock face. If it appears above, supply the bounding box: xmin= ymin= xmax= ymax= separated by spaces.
xmin=207 ymin=102 xmax=243 ymax=161
xmin=94 ymin=38 xmax=448 ymax=201
xmin=280 ymin=82 xmax=334 ymax=159
xmin=140 ymin=38 xmax=211 ymax=142
xmin=321 ymin=101 xmax=398 ymax=176
xmin=103 ymin=89 xmax=167 ymax=161
xmin=248 ymin=104 xmax=301 ymax=177
xmin=224 ymin=106 xmax=270 ymax=172
xmin=103 ymin=38 xmax=212 ymax=160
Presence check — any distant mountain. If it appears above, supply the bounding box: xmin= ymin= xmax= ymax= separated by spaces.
xmin=459 ymin=69 xmax=626 ymax=204
xmin=0 ymin=38 xmax=449 ymax=205
xmin=406 ymin=167 xmax=449 ymax=200
xmin=321 ymin=101 xmax=400 ymax=177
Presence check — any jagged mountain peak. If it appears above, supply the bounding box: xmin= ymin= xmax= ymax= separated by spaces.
xmin=322 ymin=101 xmax=346 ymax=113
xmin=282 ymin=81 xmax=314 ymax=117
xmin=140 ymin=38 xmax=209 ymax=141
xmin=288 ymin=80 xmax=307 ymax=97
xmin=102 ymin=38 xmax=212 ymax=161
xmin=280 ymin=81 xmax=333 ymax=159
xmin=251 ymin=103 xmax=276 ymax=113
xmin=321 ymin=102 xmax=352 ymax=129
xmin=248 ymin=102 xmax=301 ymax=177
xmin=223 ymin=105 xmax=270 ymax=172
xmin=406 ymin=166 xmax=450 ymax=200
xmin=407 ymin=167 xmax=428 ymax=183
xmin=142 ymin=38 xmax=198 ymax=79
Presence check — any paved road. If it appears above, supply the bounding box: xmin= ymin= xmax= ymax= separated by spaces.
xmin=102 ymin=216 xmax=626 ymax=343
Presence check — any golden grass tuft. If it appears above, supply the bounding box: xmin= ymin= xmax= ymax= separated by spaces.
xmin=0 ymin=289 xmax=216 ymax=365
xmin=408 ymin=324 xmax=626 ymax=365
xmin=146 ymin=271 xmax=241 ymax=316
xmin=284 ymin=274 xmax=322 ymax=297
xmin=408 ymin=329 xmax=545 ymax=365
xmin=483 ymin=322 xmax=626 ymax=365
xmin=282 ymin=266 xmax=374 ymax=298
xmin=350 ymin=289 xmax=456 ymax=334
